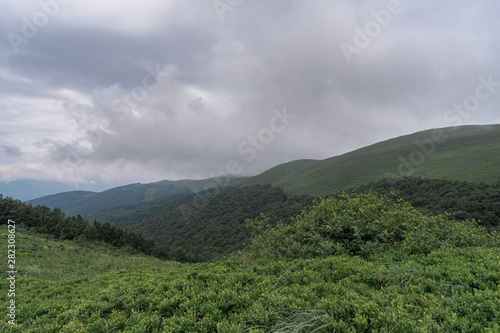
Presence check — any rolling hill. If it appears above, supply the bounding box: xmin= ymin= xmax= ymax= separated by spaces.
xmin=28 ymin=177 xmax=239 ymax=218
xmin=240 ymin=124 xmax=500 ymax=196
xmin=231 ymin=159 xmax=318 ymax=187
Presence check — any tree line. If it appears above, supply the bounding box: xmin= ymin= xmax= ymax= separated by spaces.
xmin=0 ymin=194 xmax=198 ymax=262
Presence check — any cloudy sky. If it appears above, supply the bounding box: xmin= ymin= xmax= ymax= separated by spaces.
xmin=1 ymin=0 xmax=499 ymax=199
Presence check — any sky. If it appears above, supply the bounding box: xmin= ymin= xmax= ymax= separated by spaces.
xmin=1 ymin=0 xmax=500 ymax=200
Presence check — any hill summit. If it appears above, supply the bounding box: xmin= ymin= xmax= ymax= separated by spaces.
xmin=238 ymin=124 xmax=500 ymax=196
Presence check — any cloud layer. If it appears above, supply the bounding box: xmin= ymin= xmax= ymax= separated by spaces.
xmin=1 ymin=0 xmax=499 ymax=188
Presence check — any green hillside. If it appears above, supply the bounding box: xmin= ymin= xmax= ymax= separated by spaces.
xmin=0 ymin=227 xmax=179 ymax=282
xmin=244 ymin=125 xmax=500 ymax=197
xmin=28 ymin=124 xmax=500 ymax=223
xmin=27 ymin=178 xmax=239 ymax=218
xmin=233 ymin=159 xmax=318 ymax=187
xmin=122 ymin=185 xmax=316 ymax=261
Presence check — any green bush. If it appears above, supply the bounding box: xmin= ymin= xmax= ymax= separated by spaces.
xmin=1 ymin=228 xmax=499 ymax=332
xmin=244 ymin=192 xmax=499 ymax=261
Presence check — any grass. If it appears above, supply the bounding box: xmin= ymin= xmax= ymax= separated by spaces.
xmin=1 ymin=246 xmax=499 ymax=331
xmin=0 ymin=226 xmax=181 ymax=282
xmin=414 ymin=143 xmax=500 ymax=182
xmin=269 ymin=310 xmax=335 ymax=333
xmin=235 ymin=159 xmax=318 ymax=188
xmin=0 ymin=226 xmax=499 ymax=332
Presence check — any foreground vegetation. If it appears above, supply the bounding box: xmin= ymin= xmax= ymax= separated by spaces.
xmin=244 ymin=192 xmax=499 ymax=261
xmin=0 ymin=230 xmax=498 ymax=332
xmin=1 ymin=192 xmax=499 ymax=331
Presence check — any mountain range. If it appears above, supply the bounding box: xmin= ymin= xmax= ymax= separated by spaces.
xmin=30 ymin=124 xmax=500 ymax=211
xmin=21 ymin=124 xmax=500 ymax=260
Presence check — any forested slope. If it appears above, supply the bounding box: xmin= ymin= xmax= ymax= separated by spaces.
xmin=129 ymin=185 xmax=316 ymax=260
xmin=0 ymin=194 xmax=197 ymax=262
xmin=350 ymin=177 xmax=500 ymax=230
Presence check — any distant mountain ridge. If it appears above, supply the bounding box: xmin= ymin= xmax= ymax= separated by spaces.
xmin=28 ymin=178 xmax=237 ymax=217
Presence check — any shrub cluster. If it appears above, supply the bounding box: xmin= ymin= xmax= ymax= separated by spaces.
xmin=245 ymin=192 xmax=499 ymax=261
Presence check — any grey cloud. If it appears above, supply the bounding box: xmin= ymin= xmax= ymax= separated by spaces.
xmin=1 ymin=145 xmax=21 ymax=157
xmin=0 ymin=0 xmax=499 ymax=187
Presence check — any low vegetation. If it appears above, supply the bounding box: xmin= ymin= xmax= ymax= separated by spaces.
xmin=1 ymin=191 xmax=499 ymax=331
xmin=1 ymin=228 xmax=498 ymax=332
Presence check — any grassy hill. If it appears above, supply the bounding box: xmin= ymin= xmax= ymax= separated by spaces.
xmin=233 ymin=159 xmax=318 ymax=187
xmin=0 ymin=227 xmax=179 ymax=282
xmin=242 ymin=124 xmax=500 ymax=197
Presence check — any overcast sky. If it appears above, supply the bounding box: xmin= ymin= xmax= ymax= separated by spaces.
xmin=1 ymin=0 xmax=499 ymax=196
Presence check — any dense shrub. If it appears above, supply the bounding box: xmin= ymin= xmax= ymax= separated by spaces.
xmin=351 ymin=177 xmax=500 ymax=230
xmin=244 ymin=192 xmax=499 ymax=261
